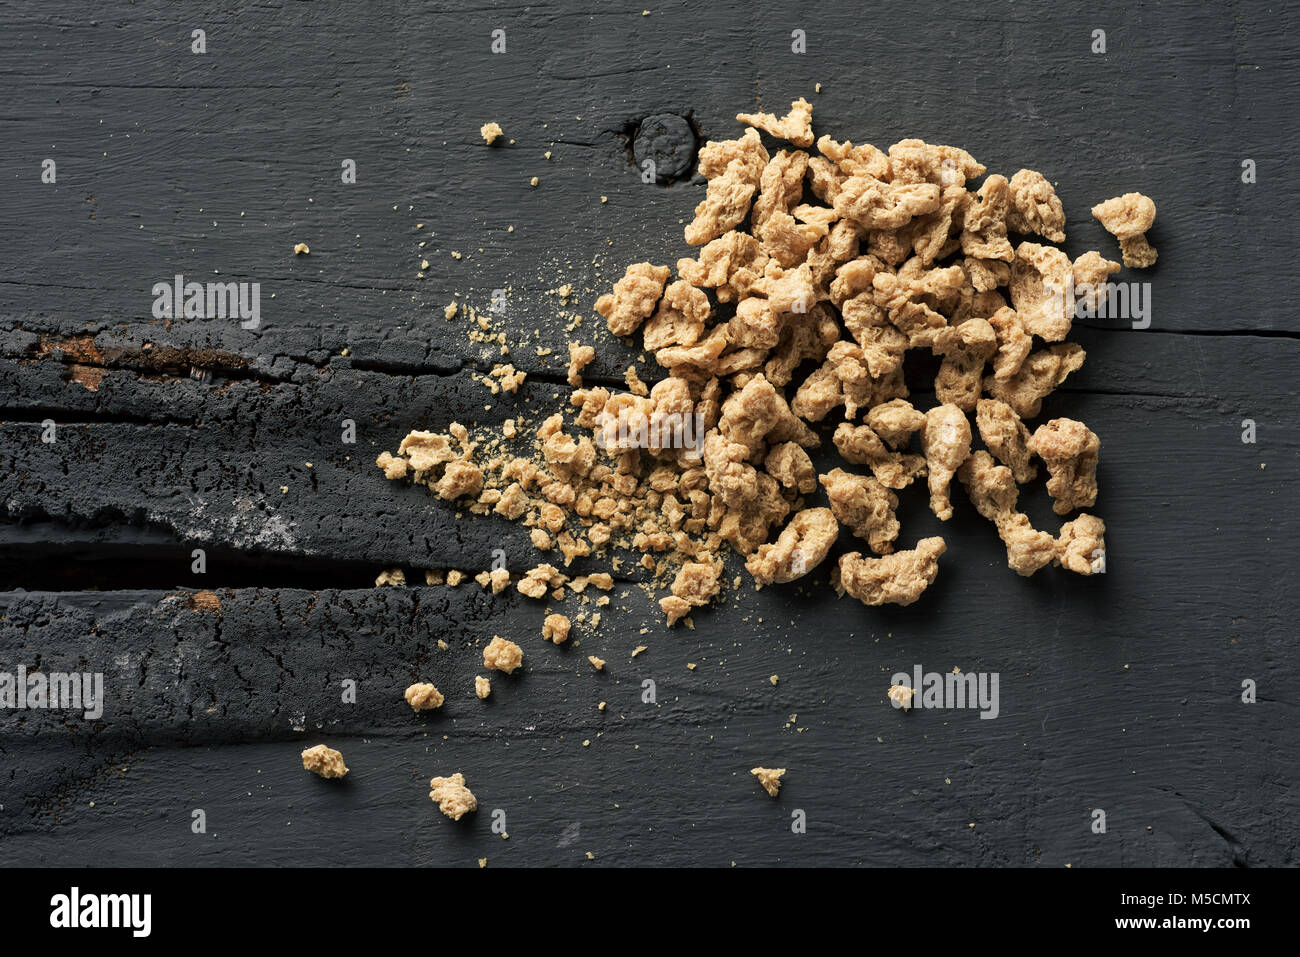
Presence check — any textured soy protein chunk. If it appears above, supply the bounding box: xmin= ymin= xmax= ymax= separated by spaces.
xmin=404 ymin=682 xmax=445 ymax=712
xmin=956 ymin=452 xmax=1056 ymax=577
xmin=1056 ymin=513 xmax=1107 ymax=575
xmin=764 ymin=441 xmax=818 ymax=494
xmin=833 ymin=422 xmax=928 ymax=490
xmin=1028 ymin=418 xmax=1101 ymax=515
xmin=751 ymin=766 xmax=787 ymax=797
xmin=475 ymin=568 xmax=510 ymax=595
xmin=483 ymin=636 xmax=523 ymax=674
xmin=745 ymin=507 xmax=839 ymax=586
xmin=542 ymin=613 xmax=572 ymax=644
xmin=594 ymin=262 xmax=671 ymax=336
xmin=983 ymin=344 xmax=1086 ymax=419
xmin=819 ymin=468 xmax=900 ymax=554
xmin=975 ymin=398 xmax=1037 ymax=484
xmin=887 ymin=684 xmax=916 ymax=710
xmin=933 ymin=317 xmax=997 ymax=410
xmin=676 ymin=231 xmax=770 ymax=303
xmin=1072 ymin=251 xmax=1122 ymax=312
xmin=660 ymin=559 xmax=724 ymax=626
xmin=642 ymin=280 xmax=710 ymax=351
xmin=1010 ymin=241 xmax=1075 ymax=342
xmin=684 ymin=128 xmax=769 ymax=245
xmin=865 ymin=399 xmax=925 ymax=449
xmin=921 ymin=404 xmax=972 ymax=521
xmin=986 ymin=306 xmax=1033 ymax=382
xmin=429 ymin=773 xmax=477 ymax=821
xmin=1091 ymin=192 xmax=1157 ymax=269
xmin=736 ymin=97 xmax=815 ymax=147
xmin=1007 ymin=169 xmax=1066 ymax=243
xmin=567 ymin=341 xmax=596 ymax=386
xmin=301 ymin=744 xmax=348 ymax=779
xmin=837 ymin=537 xmax=947 ymax=606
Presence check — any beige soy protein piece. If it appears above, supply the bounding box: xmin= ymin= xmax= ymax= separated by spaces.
xmin=404 ymin=682 xmax=445 ymax=712
xmin=475 ymin=675 xmax=491 ymax=699
xmin=751 ymin=766 xmax=786 ymax=797
xmin=887 ymin=684 xmax=916 ymax=711
xmin=483 ymin=635 xmax=523 ymax=674
xmin=1091 ymin=192 xmax=1158 ymax=268
xmin=542 ymin=613 xmax=572 ymax=643
xmin=375 ymin=568 xmax=405 ymax=587
xmin=302 ymin=744 xmax=348 ymax=779
xmin=480 ymin=121 xmax=503 ymax=145
xmin=429 ymin=773 xmax=477 ymax=820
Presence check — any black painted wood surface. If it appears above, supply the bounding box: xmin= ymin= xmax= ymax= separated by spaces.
xmin=1 ymin=0 xmax=1297 ymax=867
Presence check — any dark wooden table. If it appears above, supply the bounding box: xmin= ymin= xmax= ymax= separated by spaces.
xmin=1 ymin=0 xmax=1296 ymax=867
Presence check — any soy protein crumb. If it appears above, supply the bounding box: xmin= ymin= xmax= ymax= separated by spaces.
xmin=293 ymin=242 xmax=310 ymax=255
xmin=1091 ymin=192 xmax=1158 ymax=269
xmin=475 ymin=675 xmax=491 ymax=699
xmin=404 ymin=682 xmax=445 ymax=712
xmin=887 ymin=684 xmax=916 ymax=710
xmin=480 ymin=122 xmax=504 ymax=145
xmin=543 ymin=613 xmax=572 ymax=643
xmin=375 ymin=568 xmax=406 ymax=587
xmin=475 ymin=568 xmax=511 ymax=594
xmin=588 ymin=655 xmax=606 ymax=671
xmin=751 ymin=766 xmax=786 ymax=797
xmin=483 ymin=635 xmax=524 ymax=673
xmin=301 ymin=744 xmax=348 ymax=779
xmin=429 ymin=773 xmax=477 ymax=820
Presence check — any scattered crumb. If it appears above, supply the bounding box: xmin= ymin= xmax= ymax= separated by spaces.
xmin=429 ymin=773 xmax=477 ymax=820
xmin=301 ymin=745 xmax=347 ymax=779
xmin=375 ymin=568 xmax=406 ymax=587
xmin=887 ymin=684 xmax=916 ymax=711
xmin=483 ymin=635 xmax=524 ymax=674
xmin=543 ymin=613 xmax=572 ymax=644
xmin=751 ymin=766 xmax=785 ymax=797
xmin=404 ymin=682 xmax=445 ymax=712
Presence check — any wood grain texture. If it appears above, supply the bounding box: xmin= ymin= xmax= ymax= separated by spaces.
xmin=1 ymin=0 xmax=1297 ymax=866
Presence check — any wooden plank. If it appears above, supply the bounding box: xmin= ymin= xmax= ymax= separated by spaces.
xmin=1 ymin=0 xmax=1298 ymax=866
xmin=2 ymin=579 xmax=1295 ymax=867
